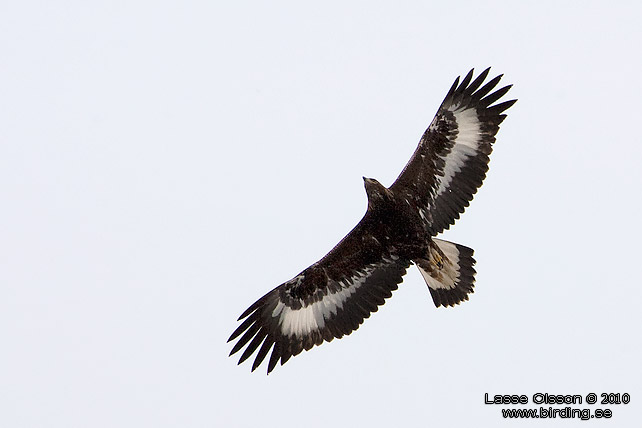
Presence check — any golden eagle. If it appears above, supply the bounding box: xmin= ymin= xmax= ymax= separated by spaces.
xmin=228 ymin=68 xmax=516 ymax=373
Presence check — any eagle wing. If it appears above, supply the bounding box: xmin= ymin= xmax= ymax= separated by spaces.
xmin=390 ymin=68 xmax=516 ymax=235
xmin=228 ymin=214 xmax=410 ymax=374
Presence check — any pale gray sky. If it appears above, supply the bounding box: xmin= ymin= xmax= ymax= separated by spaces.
xmin=1 ymin=1 xmax=641 ymax=427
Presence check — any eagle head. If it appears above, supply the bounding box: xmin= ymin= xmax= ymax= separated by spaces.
xmin=363 ymin=177 xmax=393 ymax=209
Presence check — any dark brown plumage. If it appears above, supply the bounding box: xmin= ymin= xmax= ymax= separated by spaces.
xmin=229 ymin=68 xmax=516 ymax=373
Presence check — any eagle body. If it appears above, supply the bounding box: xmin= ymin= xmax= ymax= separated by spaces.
xmin=229 ymin=68 xmax=516 ymax=373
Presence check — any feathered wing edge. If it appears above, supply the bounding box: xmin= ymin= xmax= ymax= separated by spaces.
xmin=228 ymin=257 xmax=410 ymax=374
xmin=392 ymin=68 xmax=516 ymax=235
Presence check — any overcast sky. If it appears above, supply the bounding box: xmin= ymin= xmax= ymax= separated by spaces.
xmin=2 ymin=1 xmax=641 ymax=427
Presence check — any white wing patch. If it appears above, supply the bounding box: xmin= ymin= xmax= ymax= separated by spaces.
xmin=275 ymin=272 xmax=370 ymax=338
xmin=273 ymin=260 xmax=395 ymax=338
xmin=435 ymin=108 xmax=481 ymax=197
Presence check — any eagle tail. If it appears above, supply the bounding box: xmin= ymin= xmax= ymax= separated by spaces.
xmin=414 ymin=239 xmax=476 ymax=308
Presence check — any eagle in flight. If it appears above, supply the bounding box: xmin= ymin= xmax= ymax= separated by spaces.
xmin=229 ymin=68 xmax=516 ymax=373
